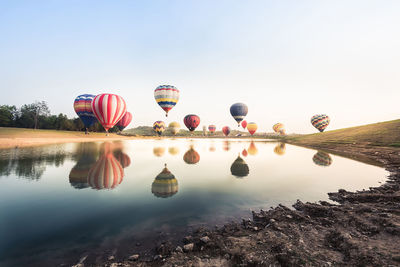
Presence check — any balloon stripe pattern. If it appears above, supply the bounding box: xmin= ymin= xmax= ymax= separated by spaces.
xmin=117 ymin=111 xmax=132 ymax=131
xmin=311 ymin=114 xmax=330 ymax=132
xmin=154 ymin=85 xmax=179 ymax=116
xmin=184 ymin=114 xmax=200 ymax=131
xmin=92 ymin=94 xmax=127 ymax=131
xmin=74 ymin=94 xmax=97 ymax=128
xmin=153 ymin=121 xmax=166 ymax=136
xmin=208 ymin=125 xmax=216 ymax=133
xmin=273 ymin=123 xmax=285 ymax=135
xmin=312 ymin=151 xmax=333 ymax=167
xmin=230 ymin=103 xmax=248 ymax=126
xmin=247 ymin=122 xmax=258 ymax=136
xmin=87 ymin=154 xmax=124 ymax=190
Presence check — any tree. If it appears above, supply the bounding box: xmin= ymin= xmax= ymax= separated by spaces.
xmin=0 ymin=105 xmax=17 ymax=127
xmin=17 ymin=101 xmax=50 ymax=129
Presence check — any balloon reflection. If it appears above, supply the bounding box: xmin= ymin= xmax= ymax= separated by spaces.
xmin=153 ymin=147 xmax=166 ymax=157
xmin=183 ymin=146 xmax=200 ymax=164
xmin=247 ymin=141 xmax=258 ymax=156
xmin=69 ymin=143 xmax=98 ymax=189
xmin=230 ymin=154 xmax=249 ymax=178
xmin=152 ymin=164 xmax=178 ymax=198
xmin=87 ymin=152 xmax=124 ymax=190
xmin=209 ymin=143 xmax=216 ymax=152
xmin=223 ymin=140 xmax=230 ymax=151
xmin=312 ymin=151 xmax=333 ymax=167
xmin=168 ymin=147 xmax=180 ymax=155
xmin=242 ymin=149 xmax=248 ymax=157
xmin=273 ymin=143 xmax=286 ymax=156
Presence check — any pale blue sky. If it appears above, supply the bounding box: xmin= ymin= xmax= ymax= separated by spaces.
xmin=1 ymin=1 xmax=399 ymax=133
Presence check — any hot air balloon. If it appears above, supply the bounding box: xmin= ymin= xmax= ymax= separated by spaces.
xmin=311 ymin=114 xmax=330 ymax=132
xmin=184 ymin=114 xmax=200 ymax=132
xmin=168 ymin=122 xmax=180 ymax=135
xmin=230 ymin=103 xmax=248 ymax=127
xmin=242 ymin=149 xmax=248 ymax=157
xmin=230 ymin=155 xmax=249 ymax=178
xmin=183 ymin=146 xmax=200 ymax=164
xmin=87 ymin=152 xmax=124 ymax=190
xmin=152 ymin=164 xmax=178 ymax=198
xmin=273 ymin=123 xmax=285 ymax=136
xmin=208 ymin=125 xmax=216 ymax=134
xmin=168 ymin=147 xmax=180 ymax=155
xmin=222 ymin=126 xmax=231 ymax=137
xmin=312 ymin=151 xmax=332 ymax=167
xmin=91 ymin=94 xmax=127 ymax=133
xmin=241 ymin=120 xmax=247 ymax=129
xmin=274 ymin=143 xmax=286 ymax=156
xmin=247 ymin=122 xmax=258 ymax=136
xmin=117 ymin=111 xmax=132 ymax=131
xmin=69 ymin=143 xmax=98 ymax=189
xmin=153 ymin=121 xmax=166 ymax=136
xmin=153 ymin=147 xmax=165 ymax=157
xmin=248 ymin=141 xmax=258 ymax=155
xmin=154 ymin=85 xmax=179 ymax=117
xmin=73 ymin=94 xmax=97 ymax=133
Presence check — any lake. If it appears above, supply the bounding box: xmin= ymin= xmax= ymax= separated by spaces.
xmin=0 ymin=139 xmax=387 ymax=266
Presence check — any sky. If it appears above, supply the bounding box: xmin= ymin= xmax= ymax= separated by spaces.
xmin=1 ymin=0 xmax=399 ymax=133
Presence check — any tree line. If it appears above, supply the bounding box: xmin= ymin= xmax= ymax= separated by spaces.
xmin=0 ymin=101 xmax=115 ymax=132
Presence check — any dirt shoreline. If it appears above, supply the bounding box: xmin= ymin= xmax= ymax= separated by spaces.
xmin=83 ymin=143 xmax=400 ymax=267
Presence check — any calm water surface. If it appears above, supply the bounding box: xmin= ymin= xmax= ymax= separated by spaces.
xmin=0 ymin=139 xmax=387 ymax=266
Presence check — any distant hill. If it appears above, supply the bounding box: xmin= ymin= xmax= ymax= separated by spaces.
xmin=287 ymin=119 xmax=400 ymax=147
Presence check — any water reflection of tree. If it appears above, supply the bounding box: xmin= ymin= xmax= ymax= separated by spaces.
xmin=0 ymin=145 xmax=69 ymax=180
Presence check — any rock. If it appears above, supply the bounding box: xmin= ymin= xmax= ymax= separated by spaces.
xmin=128 ymin=254 xmax=139 ymax=261
xmin=153 ymin=254 xmax=162 ymax=260
xmin=270 ymin=219 xmax=276 ymax=223
xmin=183 ymin=235 xmax=193 ymax=244
xmin=176 ymin=246 xmax=183 ymax=253
xmin=108 ymin=255 xmax=115 ymax=260
xmin=253 ymin=227 xmax=259 ymax=231
xmin=393 ymin=255 xmax=400 ymax=262
xmin=183 ymin=243 xmax=194 ymax=252
xmin=200 ymin=236 xmax=210 ymax=243
xmin=286 ymin=215 xmax=293 ymax=219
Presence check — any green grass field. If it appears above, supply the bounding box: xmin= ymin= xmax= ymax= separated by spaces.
xmin=286 ymin=119 xmax=400 ymax=147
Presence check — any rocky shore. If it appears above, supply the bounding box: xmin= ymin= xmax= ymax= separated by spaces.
xmin=77 ymin=144 xmax=400 ymax=267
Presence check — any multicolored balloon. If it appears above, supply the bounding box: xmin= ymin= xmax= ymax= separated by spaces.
xmin=208 ymin=125 xmax=216 ymax=134
xmin=230 ymin=155 xmax=249 ymax=178
xmin=223 ymin=140 xmax=230 ymax=151
xmin=241 ymin=120 xmax=247 ymax=129
xmin=222 ymin=126 xmax=231 ymax=136
xmin=168 ymin=122 xmax=180 ymax=135
xmin=91 ymin=94 xmax=127 ymax=132
xmin=273 ymin=123 xmax=285 ymax=135
xmin=274 ymin=143 xmax=286 ymax=156
xmin=154 ymin=85 xmax=179 ymax=117
xmin=153 ymin=121 xmax=166 ymax=136
xmin=117 ymin=111 xmax=132 ymax=131
xmin=184 ymin=114 xmax=200 ymax=132
xmin=230 ymin=103 xmax=248 ymax=126
xmin=183 ymin=146 xmax=200 ymax=164
xmin=152 ymin=164 xmax=178 ymax=198
xmin=311 ymin=114 xmax=330 ymax=132
xmin=247 ymin=122 xmax=258 ymax=136
xmin=87 ymin=152 xmax=124 ymax=190
xmin=73 ymin=94 xmax=97 ymax=129
xmin=248 ymin=141 xmax=258 ymax=155
xmin=312 ymin=151 xmax=333 ymax=167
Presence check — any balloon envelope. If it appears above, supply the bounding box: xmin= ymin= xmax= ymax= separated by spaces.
xmin=153 ymin=121 xmax=166 ymax=136
xmin=274 ymin=143 xmax=286 ymax=156
xmin=117 ymin=112 xmax=132 ymax=131
xmin=153 ymin=147 xmax=165 ymax=157
xmin=248 ymin=142 xmax=258 ymax=155
xmin=87 ymin=153 xmax=124 ymax=190
xmin=273 ymin=123 xmax=285 ymax=135
xmin=230 ymin=155 xmax=249 ymax=178
xmin=247 ymin=122 xmax=258 ymax=136
xmin=91 ymin=94 xmax=127 ymax=132
xmin=154 ymin=85 xmax=179 ymax=116
xmin=230 ymin=103 xmax=248 ymax=126
xmin=183 ymin=147 xmax=200 ymax=164
xmin=222 ymin=126 xmax=231 ymax=136
xmin=311 ymin=114 xmax=330 ymax=132
xmin=168 ymin=122 xmax=180 ymax=135
xmin=241 ymin=120 xmax=247 ymax=129
xmin=152 ymin=164 xmax=178 ymax=198
xmin=312 ymin=151 xmax=332 ymax=167
xmin=184 ymin=114 xmax=200 ymax=131
xmin=74 ymin=94 xmax=97 ymax=128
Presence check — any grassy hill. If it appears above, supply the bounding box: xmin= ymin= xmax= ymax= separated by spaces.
xmin=286 ymin=119 xmax=400 ymax=147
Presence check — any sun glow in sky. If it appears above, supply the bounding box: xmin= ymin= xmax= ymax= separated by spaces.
xmin=1 ymin=0 xmax=399 ymax=133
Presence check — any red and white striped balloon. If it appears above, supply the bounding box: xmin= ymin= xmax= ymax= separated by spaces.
xmin=91 ymin=94 xmax=127 ymax=132
xmin=87 ymin=153 xmax=124 ymax=190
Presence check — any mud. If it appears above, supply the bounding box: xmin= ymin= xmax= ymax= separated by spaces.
xmin=77 ymin=144 xmax=400 ymax=266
